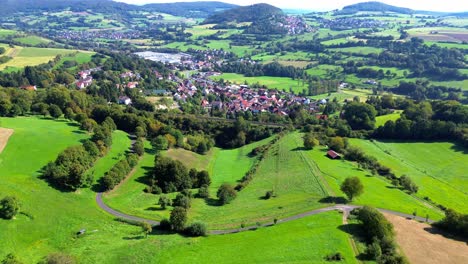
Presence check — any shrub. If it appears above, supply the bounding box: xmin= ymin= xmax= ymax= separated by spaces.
xmin=325 ymin=252 xmax=344 ymax=261
xmin=217 ymin=183 xmax=237 ymax=205
xmin=265 ymin=190 xmax=275 ymax=199
xmin=197 ymin=185 xmax=210 ymax=198
xmin=42 ymin=252 xmax=76 ymax=264
xmin=158 ymin=218 xmax=171 ymax=231
xmin=184 ymin=222 xmax=207 ymax=237
xmin=173 ymin=193 xmax=191 ymax=209
xmin=158 ymin=195 xmax=172 ymax=210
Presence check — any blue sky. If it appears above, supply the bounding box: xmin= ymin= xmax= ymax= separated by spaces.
xmin=114 ymin=0 xmax=468 ymax=12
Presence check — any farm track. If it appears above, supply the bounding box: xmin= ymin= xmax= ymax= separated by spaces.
xmin=292 ymin=134 xmax=334 ymax=196
xmin=96 ymin=193 xmax=435 ymax=235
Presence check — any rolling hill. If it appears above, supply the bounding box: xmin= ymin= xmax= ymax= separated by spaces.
xmin=202 ymin=3 xmax=284 ymax=24
xmin=338 ymin=1 xmax=415 ymax=14
xmin=143 ymin=1 xmax=238 ymax=18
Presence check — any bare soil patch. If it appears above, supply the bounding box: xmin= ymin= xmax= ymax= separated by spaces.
xmin=384 ymin=213 xmax=468 ymax=264
xmin=0 ymin=128 xmax=14 ymax=153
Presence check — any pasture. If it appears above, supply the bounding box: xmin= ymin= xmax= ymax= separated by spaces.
xmin=375 ymin=111 xmax=402 ymax=128
xmin=211 ymin=73 xmax=308 ymax=94
xmin=349 ymin=139 xmax=468 ymax=214
xmin=0 ymin=117 xmax=140 ymax=263
xmin=148 ymin=211 xmax=358 ymax=264
xmin=13 ymin=35 xmax=52 ymax=46
xmin=303 ymin=136 xmax=443 ymax=220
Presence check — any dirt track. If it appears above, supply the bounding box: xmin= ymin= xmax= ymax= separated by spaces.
xmin=384 ymin=213 xmax=468 ymax=264
xmin=0 ymin=128 xmax=14 ymax=154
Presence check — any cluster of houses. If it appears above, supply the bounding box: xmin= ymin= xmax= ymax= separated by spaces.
xmin=54 ymin=30 xmax=141 ymax=41
xmin=75 ymin=67 xmax=101 ymax=90
xmin=320 ymin=18 xmax=387 ymax=30
xmin=279 ymin=16 xmax=315 ymax=35
xmin=173 ymin=72 xmax=324 ymax=117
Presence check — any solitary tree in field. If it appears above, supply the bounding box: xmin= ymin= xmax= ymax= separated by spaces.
xmin=340 ymin=177 xmax=364 ymax=202
xmin=170 ymin=207 xmax=187 ymax=232
xmin=0 ymin=196 xmax=20 ymax=219
xmin=141 ymin=222 xmax=152 ymax=238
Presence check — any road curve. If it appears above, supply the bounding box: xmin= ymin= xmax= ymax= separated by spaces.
xmin=96 ymin=193 xmax=160 ymax=226
xmin=96 ymin=193 xmax=435 ymax=235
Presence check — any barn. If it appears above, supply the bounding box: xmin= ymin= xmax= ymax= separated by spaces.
xmin=327 ymin=150 xmax=341 ymax=159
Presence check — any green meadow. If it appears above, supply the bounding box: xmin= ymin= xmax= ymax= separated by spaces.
xmin=305 ymin=144 xmax=444 ymax=220
xmin=349 ymin=139 xmax=468 ymax=214
xmin=375 ymin=111 xmax=402 ymax=128
xmin=0 ymin=117 xmax=136 ymax=263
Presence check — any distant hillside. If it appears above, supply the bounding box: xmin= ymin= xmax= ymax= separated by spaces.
xmin=0 ymin=0 xmax=236 ymax=18
xmin=143 ymin=2 xmax=238 ymax=18
xmin=203 ymin=3 xmax=284 ymax=24
xmin=0 ymin=0 xmax=133 ymax=15
xmin=338 ymin=1 xmax=414 ymax=14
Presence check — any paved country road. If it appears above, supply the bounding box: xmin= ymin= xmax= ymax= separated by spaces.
xmin=96 ymin=193 xmax=435 ymax=235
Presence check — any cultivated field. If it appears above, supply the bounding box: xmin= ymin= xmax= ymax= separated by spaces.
xmin=384 ymin=213 xmax=468 ymax=264
xmin=0 ymin=46 xmax=90 ymax=71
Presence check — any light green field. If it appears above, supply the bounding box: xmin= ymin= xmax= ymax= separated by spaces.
xmin=302 ymin=135 xmax=444 ymax=220
xmin=54 ymin=52 xmax=95 ymax=69
xmin=150 ymin=211 xmax=358 ymax=264
xmin=349 ymin=139 xmax=468 ymax=214
xmin=13 ymin=35 xmax=51 ymax=46
xmin=321 ymin=38 xmax=351 ymax=46
xmin=104 ymin=137 xmax=285 ymax=229
xmin=375 ymin=111 xmax=402 ymax=128
xmin=0 ymin=117 xmax=137 ymax=263
xmin=211 ymin=73 xmax=308 ymax=94
xmin=432 ymin=79 xmax=468 ymax=91
xmin=425 ymin=41 xmax=468 ymax=50
xmin=0 ymin=46 xmax=84 ymax=71
xmin=0 ymin=29 xmax=16 ymax=37
xmin=327 ymin=47 xmax=384 ymax=55
xmin=190 ymin=133 xmax=329 ymax=229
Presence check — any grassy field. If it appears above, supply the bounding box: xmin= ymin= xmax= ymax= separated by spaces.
xmin=0 ymin=46 xmax=83 ymax=71
xmin=211 ymin=73 xmax=308 ymax=94
xmin=375 ymin=111 xmax=402 ymax=128
xmin=13 ymin=35 xmax=52 ymax=46
xmin=54 ymin=52 xmax=95 ymax=69
xmin=302 ymin=136 xmax=444 ymax=220
xmin=148 ymin=211 xmax=358 ymax=264
xmin=327 ymin=47 xmax=384 ymax=55
xmin=104 ymin=137 xmax=281 ymax=228
xmin=0 ymin=117 xmax=141 ymax=263
xmin=349 ymin=139 xmax=468 ymax=214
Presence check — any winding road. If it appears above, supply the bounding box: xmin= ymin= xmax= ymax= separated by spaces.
xmin=96 ymin=193 xmax=435 ymax=235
